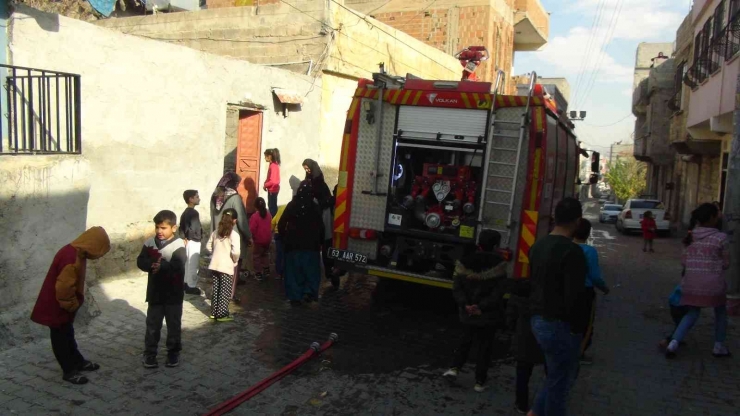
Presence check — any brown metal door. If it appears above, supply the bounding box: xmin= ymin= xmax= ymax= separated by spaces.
xmin=237 ymin=110 xmax=263 ymax=214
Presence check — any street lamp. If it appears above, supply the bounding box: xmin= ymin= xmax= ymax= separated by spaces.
xmin=569 ymin=110 xmax=587 ymax=121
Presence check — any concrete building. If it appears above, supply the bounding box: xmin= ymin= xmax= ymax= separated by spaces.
xmin=632 ymin=43 xmax=677 ymax=206
xmin=681 ymin=0 xmax=735 ymax=213
xmin=342 ymin=0 xmax=550 ymax=91
xmin=0 ymin=5 xmax=326 ymax=346
xmin=515 ymin=76 xmax=570 ymax=114
xmin=96 ymin=0 xmax=463 ymax=183
xmin=667 ymin=12 xmax=721 ymax=229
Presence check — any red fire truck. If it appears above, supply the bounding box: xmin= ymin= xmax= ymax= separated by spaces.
xmin=328 ymin=68 xmax=581 ymax=289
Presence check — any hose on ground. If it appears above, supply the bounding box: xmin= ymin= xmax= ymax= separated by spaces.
xmin=203 ymin=332 xmax=339 ymax=416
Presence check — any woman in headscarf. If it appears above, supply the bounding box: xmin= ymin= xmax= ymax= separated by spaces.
xmin=278 ymin=180 xmax=325 ymax=304
xmin=210 ymin=172 xmax=253 ymax=290
xmin=31 ymin=227 xmax=111 ymax=385
xmin=302 ymin=159 xmax=340 ymax=288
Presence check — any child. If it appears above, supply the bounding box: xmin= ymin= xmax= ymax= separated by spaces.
xmin=271 ymin=204 xmax=287 ymax=279
xmin=31 ymin=227 xmax=111 ymax=385
xmin=278 ymin=180 xmax=325 ymax=304
xmin=206 ymin=208 xmax=241 ymax=321
xmin=249 ymin=197 xmax=273 ymax=281
xmin=506 ymin=279 xmax=545 ymax=414
xmin=443 ymin=230 xmax=508 ymax=393
xmin=659 ymin=285 xmax=689 ymax=349
xmin=263 ymin=148 xmax=281 ymax=217
xmin=641 ymin=211 xmax=657 ymax=253
xmin=573 ymin=218 xmax=609 ymax=364
xmin=180 ymin=190 xmax=202 ymax=295
xmin=137 ymin=210 xmax=187 ymax=369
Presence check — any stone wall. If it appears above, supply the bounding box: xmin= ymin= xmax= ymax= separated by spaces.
xmin=2 ymin=5 xmax=322 ymax=348
xmin=358 ymin=0 xmax=517 ymax=89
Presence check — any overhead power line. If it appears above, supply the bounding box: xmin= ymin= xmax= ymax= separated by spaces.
xmin=575 ymin=0 xmax=625 ymax=107
xmin=571 ymin=0 xmax=608 ymax=104
xmin=583 ymin=113 xmax=633 ymax=127
xmin=327 ymin=0 xmax=456 ymax=75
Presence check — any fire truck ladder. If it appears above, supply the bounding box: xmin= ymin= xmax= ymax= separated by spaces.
xmin=481 ymin=71 xmax=537 ymax=244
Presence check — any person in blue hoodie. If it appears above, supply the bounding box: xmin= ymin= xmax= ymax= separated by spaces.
xmin=573 ymin=218 xmax=609 ymax=365
xmin=659 ymin=285 xmax=689 ymax=349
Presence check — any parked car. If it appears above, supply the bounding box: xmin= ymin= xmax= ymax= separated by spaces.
xmin=599 ymin=204 xmax=623 ymax=223
xmin=615 ymin=199 xmax=670 ymax=235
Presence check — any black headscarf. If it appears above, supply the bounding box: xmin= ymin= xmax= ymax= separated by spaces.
xmin=302 ymin=159 xmax=331 ymax=208
xmin=302 ymin=159 xmax=324 ymax=181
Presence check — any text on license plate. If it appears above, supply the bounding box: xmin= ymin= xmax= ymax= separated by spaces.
xmin=328 ymin=248 xmax=367 ymax=264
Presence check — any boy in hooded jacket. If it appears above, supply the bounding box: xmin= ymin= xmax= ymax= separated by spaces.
xmin=31 ymin=227 xmax=111 ymax=385
xmin=443 ymin=230 xmax=509 ymax=392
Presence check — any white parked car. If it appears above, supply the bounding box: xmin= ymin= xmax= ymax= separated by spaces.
xmin=615 ymin=199 xmax=670 ymax=235
xmin=599 ymin=204 xmax=623 ymax=223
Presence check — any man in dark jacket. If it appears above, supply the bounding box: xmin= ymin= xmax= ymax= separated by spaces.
xmin=443 ymin=230 xmax=508 ymax=392
xmin=528 ymin=197 xmax=588 ymax=416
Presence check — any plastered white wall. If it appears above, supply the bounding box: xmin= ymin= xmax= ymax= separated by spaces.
xmin=1 ymin=6 xmax=322 ymax=346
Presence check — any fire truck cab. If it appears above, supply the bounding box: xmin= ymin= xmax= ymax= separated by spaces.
xmin=329 ymin=70 xmax=580 ymax=289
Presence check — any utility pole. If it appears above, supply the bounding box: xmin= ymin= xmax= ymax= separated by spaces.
xmin=725 ymin=73 xmax=740 ymax=298
xmin=609 ymin=140 xmax=623 ymax=166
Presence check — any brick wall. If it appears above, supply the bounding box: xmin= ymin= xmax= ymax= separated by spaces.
xmin=369 ymin=4 xmax=515 ymax=87
xmin=207 ymin=0 xmax=279 ymax=8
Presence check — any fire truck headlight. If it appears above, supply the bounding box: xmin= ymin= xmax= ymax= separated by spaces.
xmin=425 ymin=213 xmax=442 ymax=229
xmin=463 ymin=202 xmax=475 ymax=214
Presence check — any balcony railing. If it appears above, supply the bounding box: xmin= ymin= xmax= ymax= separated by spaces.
xmin=685 ymin=12 xmax=740 ymax=88
xmin=1 ymin=64 xmax=81 ymax=155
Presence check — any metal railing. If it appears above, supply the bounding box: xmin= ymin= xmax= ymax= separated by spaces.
xmin=685 ymin=13 xmax=740 ymax=88
xmin=1 ymin=64 xmax=81 ymax=155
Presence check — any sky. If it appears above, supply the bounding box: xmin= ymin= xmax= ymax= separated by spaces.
xmin=514 ymin=0 xmax=692 ymax=157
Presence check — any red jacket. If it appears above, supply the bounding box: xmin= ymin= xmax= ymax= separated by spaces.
xmin=31 ymin=245 xmax=84 ymax=327
xmin=264 ymin=162 xmax=281 ymax=194
xmin=31 ymin=227 xmax=110 ymax=328
xmin=641 ymin=218 xmax=657 ymax=240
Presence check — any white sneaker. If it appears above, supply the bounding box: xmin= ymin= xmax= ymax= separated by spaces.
xmin=442 ymin=368 xmax=458 ymax=379
xmin=474 ymin=383 xmax=487 ymax=393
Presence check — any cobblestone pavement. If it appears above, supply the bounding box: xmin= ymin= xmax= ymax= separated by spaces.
xmin=1 ymin=201 xmax=738 ymax=415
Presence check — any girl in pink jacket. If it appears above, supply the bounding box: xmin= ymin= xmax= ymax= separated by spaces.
xmin=250 ymin=198 xmax=273 ymax=281
xmin=263 ymin=148 xmax=281 ymax=217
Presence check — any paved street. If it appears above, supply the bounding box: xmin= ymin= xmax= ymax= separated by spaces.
xmin=1 ymin=202 xmax=738 ymax=415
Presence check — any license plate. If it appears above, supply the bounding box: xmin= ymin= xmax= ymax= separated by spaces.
xmin=327 ymin=248 xmax=367 ymax=264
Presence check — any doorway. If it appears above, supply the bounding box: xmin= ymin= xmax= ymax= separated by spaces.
xmin=237 ymin=110 xmax=263 ymax=214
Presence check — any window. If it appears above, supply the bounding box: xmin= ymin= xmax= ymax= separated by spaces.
xmin=714 ymin=1 xmax=726 ymax=39
xmin=0 ymin=64 xmax=82 ymax=155
xmin=631 ymin=201 xmax=664 ymax=209
xmin=731 ymin=0 xmax=740 ymax=21
xmin=729 ymin=1 xmax=740 ymax=58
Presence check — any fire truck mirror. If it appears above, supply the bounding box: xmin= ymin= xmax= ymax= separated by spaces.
xmin=590 ymin=152 xmax=600 ymax=173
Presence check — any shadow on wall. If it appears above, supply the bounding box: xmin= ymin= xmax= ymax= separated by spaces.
xmin=0 ymin=190 xmax=89 ymax=349
xmin=15 ymin=3 xmax=61 ymax=32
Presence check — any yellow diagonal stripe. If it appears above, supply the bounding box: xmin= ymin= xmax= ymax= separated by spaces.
xmin=412 ymin=91 xmax=423 ymax=105
xmin=522 ymin=224 xmax=535 ymax=247
xmin=461 ymin=93 xmax=471 ymax=108
xmin=334 ymin=200 xmax=346 ymax=220
xmin=401 ymin=90 xmax=412 ymax=104
xmin=519 ymin=249 xmax=529 ymax=264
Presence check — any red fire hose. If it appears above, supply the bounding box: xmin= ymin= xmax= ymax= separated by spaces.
xmin=203 ymin=333 xmax=339 ymax=416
